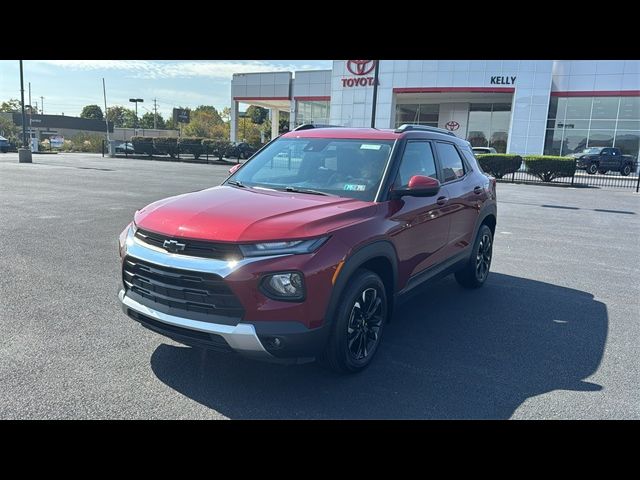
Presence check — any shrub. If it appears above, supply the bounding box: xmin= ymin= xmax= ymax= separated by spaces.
xmin=203 ymin=139 xmax=233 ymax=160
xmin=65 ymin=132 xmax=105 ymax=153
xmin=476 ymin=154 xmax=522 ymax=179
xmin=131 ymin=136 xmax=153 ymax=156
xmin=153 ymin=137 xmax=178 ymax=157
xmin=524 ymin=155 xmax=577 ymax=182
xmin=179 ymin=137 xmax=204 ymax=159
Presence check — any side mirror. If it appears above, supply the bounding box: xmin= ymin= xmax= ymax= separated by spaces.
xmin=392 ymin=175 xmax=441 ymax=198
xmin=228 ymin=164 xmax=241 ymax=175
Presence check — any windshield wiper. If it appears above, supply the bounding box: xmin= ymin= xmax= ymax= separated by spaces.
xmin=283 ymin=186 xmax=333 ymax=196
xmin=227 ymin=180 xmax=246 ymax=188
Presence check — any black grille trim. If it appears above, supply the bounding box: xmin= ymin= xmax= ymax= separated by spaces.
xmin=135 ymin=228 xmax=243 ymax=260
xmin=123 ymin=256 xmax=244 ymax=318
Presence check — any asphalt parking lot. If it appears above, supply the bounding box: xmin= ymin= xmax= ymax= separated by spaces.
xmin=1 ymin=152 xmax=639 ymax=419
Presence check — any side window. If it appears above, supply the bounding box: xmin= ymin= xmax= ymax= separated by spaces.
xmin=396 ymin=141 xmax=437 ymax=187
xmin=436 ymin=142 xmax=466 ymax=182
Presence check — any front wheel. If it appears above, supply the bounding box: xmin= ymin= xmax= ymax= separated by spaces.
xmin=586 ymin=163 xmax=598 ymax=175
xmin=620 ymin=164 xmax=632 ymax=176
xmin=319 ymin=269 xmax=387 ymax=374
xmin=455 ymin=224 xmax=493 ymax=289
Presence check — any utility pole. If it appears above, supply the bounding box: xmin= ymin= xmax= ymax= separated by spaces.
xmin=28 ymin=82 xmax=32 ymax=140
xmin=153 ymin=98 xmax=158 ymax=129
xmin=371 ymin=60 xmax=380 ymax=128
xmin=18 ymin=60 xmax=32 ymax=163
xmin=40 ymin=96 xmax=44 ymax=114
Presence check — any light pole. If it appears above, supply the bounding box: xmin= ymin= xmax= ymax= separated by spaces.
xmin=18 ymin=60 xmax=32 ymax=163
xmin=129 ymin=98 xmax=143 ymax=136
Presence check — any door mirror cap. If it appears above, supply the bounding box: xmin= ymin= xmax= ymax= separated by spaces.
xmin=228 ymin=164 xmax=241 ymax=175
xmin=392 ymin=175 xmax=441 ymax=198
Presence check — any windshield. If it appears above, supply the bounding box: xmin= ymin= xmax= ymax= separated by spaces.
xmin=226 ymin=137 xmax=394 ymax=201
xmin=582 ymin=147 xmax=603 ymax=154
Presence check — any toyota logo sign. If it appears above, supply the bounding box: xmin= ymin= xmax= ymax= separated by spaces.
xmin=445 ymin=121 xmax=460 ymax=131
xmin=347 ymin=60 xmax=375 ymax=76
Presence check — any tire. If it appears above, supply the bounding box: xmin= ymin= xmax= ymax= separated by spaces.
xmin=455 ymin=224 xmax=493 ymax=289
xmin=319 ymin=269 xmax=388 ymax=374
xmin=598 ymin=169 xmax=607 ymax=175
xmin=586 ymin=163 xmax=598 ymax=175
xmin=620 ymin=164 xmax=632 ymax=176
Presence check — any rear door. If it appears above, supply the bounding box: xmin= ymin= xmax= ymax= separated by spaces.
xmin=434 ymin=141 xmax=482 ymax=257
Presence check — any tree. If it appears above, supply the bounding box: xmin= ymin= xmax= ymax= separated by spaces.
xmin=183 ymin=108 xmax=226 ymax=138
xmin=220 ymin=107 xmax=231 ymax=123
xmin=80 ymin=104 xmax=104 ymax=120
xmin=106 ymin=106 xmax=137 ymax=128
xmin=246 ymin=105 xmax=268 ymax=125
xmin=0 ymin=99 xmax=21 ymax=112
xmin=0 ymin=115 xmax=19 ymax=142
xmin=139 ymin=112 xmax=165 ymax=129
xmin=193 ymin=105 xmax=223 ymax=125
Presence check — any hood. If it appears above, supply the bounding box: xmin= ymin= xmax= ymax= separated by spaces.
xmin=134 ymin=185 xmax=377 ymax=242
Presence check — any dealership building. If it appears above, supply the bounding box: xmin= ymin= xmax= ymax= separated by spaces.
xmin=230 ymin=60 xmax=640 ymax=158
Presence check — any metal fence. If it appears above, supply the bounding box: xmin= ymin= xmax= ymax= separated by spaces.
xmin=111 ymin=141 xmax=248 ymax=164
xmin=497 ymin=164 xmax=640 ymax=192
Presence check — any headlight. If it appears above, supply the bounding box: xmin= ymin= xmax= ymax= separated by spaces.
xmin=118 ymin=222 xmax=137 ymax=259
xmin=261 ymin=272 xmax=305 ymax=301
xmin=239 ymin=237 xmax=328 ymax=257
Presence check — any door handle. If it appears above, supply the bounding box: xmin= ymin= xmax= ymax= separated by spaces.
xmin=436 ymin=196 xmax=448 ymax=206
xmin=473 ymin=186 xmax=483 ymax=194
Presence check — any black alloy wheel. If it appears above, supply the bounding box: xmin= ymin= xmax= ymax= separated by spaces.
xmin=475 ymin=231 xmax=492 ymax=283
xmin=347 ymin=287 xmax=384 ymax=362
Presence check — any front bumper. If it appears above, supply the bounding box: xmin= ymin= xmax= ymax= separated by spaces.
xmin=120 ymin=289 xmax=330 ymax=363
xmin=120 ymin=289 xmax=272 ymax=358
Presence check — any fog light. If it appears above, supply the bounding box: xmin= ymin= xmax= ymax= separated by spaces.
xmin=261 ymin=272 xmax=305 ymax=300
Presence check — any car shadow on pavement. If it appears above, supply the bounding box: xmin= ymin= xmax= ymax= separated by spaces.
xmin=149 ymin=273 xmax=608 ymax=419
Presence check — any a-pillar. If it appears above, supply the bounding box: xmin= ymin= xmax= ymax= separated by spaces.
xmin=230 ymin=99 xmax=239 ymax=143
xmin=271 ymin=108 xmax=279 ymax=140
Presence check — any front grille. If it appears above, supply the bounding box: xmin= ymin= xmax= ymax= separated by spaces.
xmin=127 ymin=309 xmax=235 ymax=353
xmin=123 ymin=256 xmax=244 ymax=318
xmin=135 ymin=228 xmax=243 ymax=260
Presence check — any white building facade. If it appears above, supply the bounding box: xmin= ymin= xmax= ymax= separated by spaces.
xmin=230 ymin=60 xmax=640 ymax=158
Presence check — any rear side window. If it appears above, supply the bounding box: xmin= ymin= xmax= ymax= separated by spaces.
xmin=436 ymin=142 xmax=465 ymax=182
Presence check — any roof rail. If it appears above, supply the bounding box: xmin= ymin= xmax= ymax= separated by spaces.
xmin=394 ymin=124 xmax=456 ymax=136
xmin=292 ymin=123 xmax=342 ymax=131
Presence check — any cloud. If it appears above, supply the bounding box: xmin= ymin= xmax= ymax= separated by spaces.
xmin=33 ymin=60 xmax=328 ymax=80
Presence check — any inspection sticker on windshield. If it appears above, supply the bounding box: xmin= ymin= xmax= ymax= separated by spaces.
xmin=360 ymin=144 xmax=382 ymax=150
xmin=344 ymin=184 xmax=366 ymax=191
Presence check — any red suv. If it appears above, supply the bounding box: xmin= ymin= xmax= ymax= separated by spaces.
xmin=118 ymin=124 xmax=497 ymax=373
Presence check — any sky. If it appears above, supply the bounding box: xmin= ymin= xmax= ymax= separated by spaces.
xmin=0 ymin=60 xmax=332 ymax=120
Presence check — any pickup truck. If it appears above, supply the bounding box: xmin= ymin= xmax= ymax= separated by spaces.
xmin=570 ymin=147 xmax=637 ymax=176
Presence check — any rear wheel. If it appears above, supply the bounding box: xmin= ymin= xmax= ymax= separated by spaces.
xmin=455 ymin=225 xmax=493 ymax=289
xmin=620 ymin=164 xmax=632 ymax=176
xmin=598 ymin=169 xmax=607 ymax=175
xmin=586 ymin=163 xmax=598 ymax=175
xmin=319 ymin=269 xmax=387 ymax=374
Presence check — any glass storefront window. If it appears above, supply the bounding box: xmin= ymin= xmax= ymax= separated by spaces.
xmin=544 ymin=95 xmax=640 ymax=157
xmin=591 ymin=97 xmax=619 ymax=119
xmin=295 ymin=100 xmax=330 ymax=126
xmin=587 ymin=130 xmax=615 ymax=147
xmin=565 ymin=97 xmax=592 ymax=119
xmin=394 ymin=104 xmax=439 ymax=128
xmin=619 ymin=97 xmax=640 ymax=120
xmin=467 ymin=103 xmax=512 ymax=153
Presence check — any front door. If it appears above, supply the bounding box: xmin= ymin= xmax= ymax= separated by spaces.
xmin=387 ymin=140 xmax=450 ymax=281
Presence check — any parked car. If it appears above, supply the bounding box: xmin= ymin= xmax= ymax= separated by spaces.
xmin=472 ymin=147 xmax=498 ymax=155
xmin=115 ymin=142 xmax=134 ymax=154
xmin=0 ymin=136 xmax=9 ymax=153
xmin=229 ymin=142 xmax=258 ymax=159
xmin=118 ymin=124 xmax=497 ymax=373
xmin=570 ymin=147 xmax=637 ymax=176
